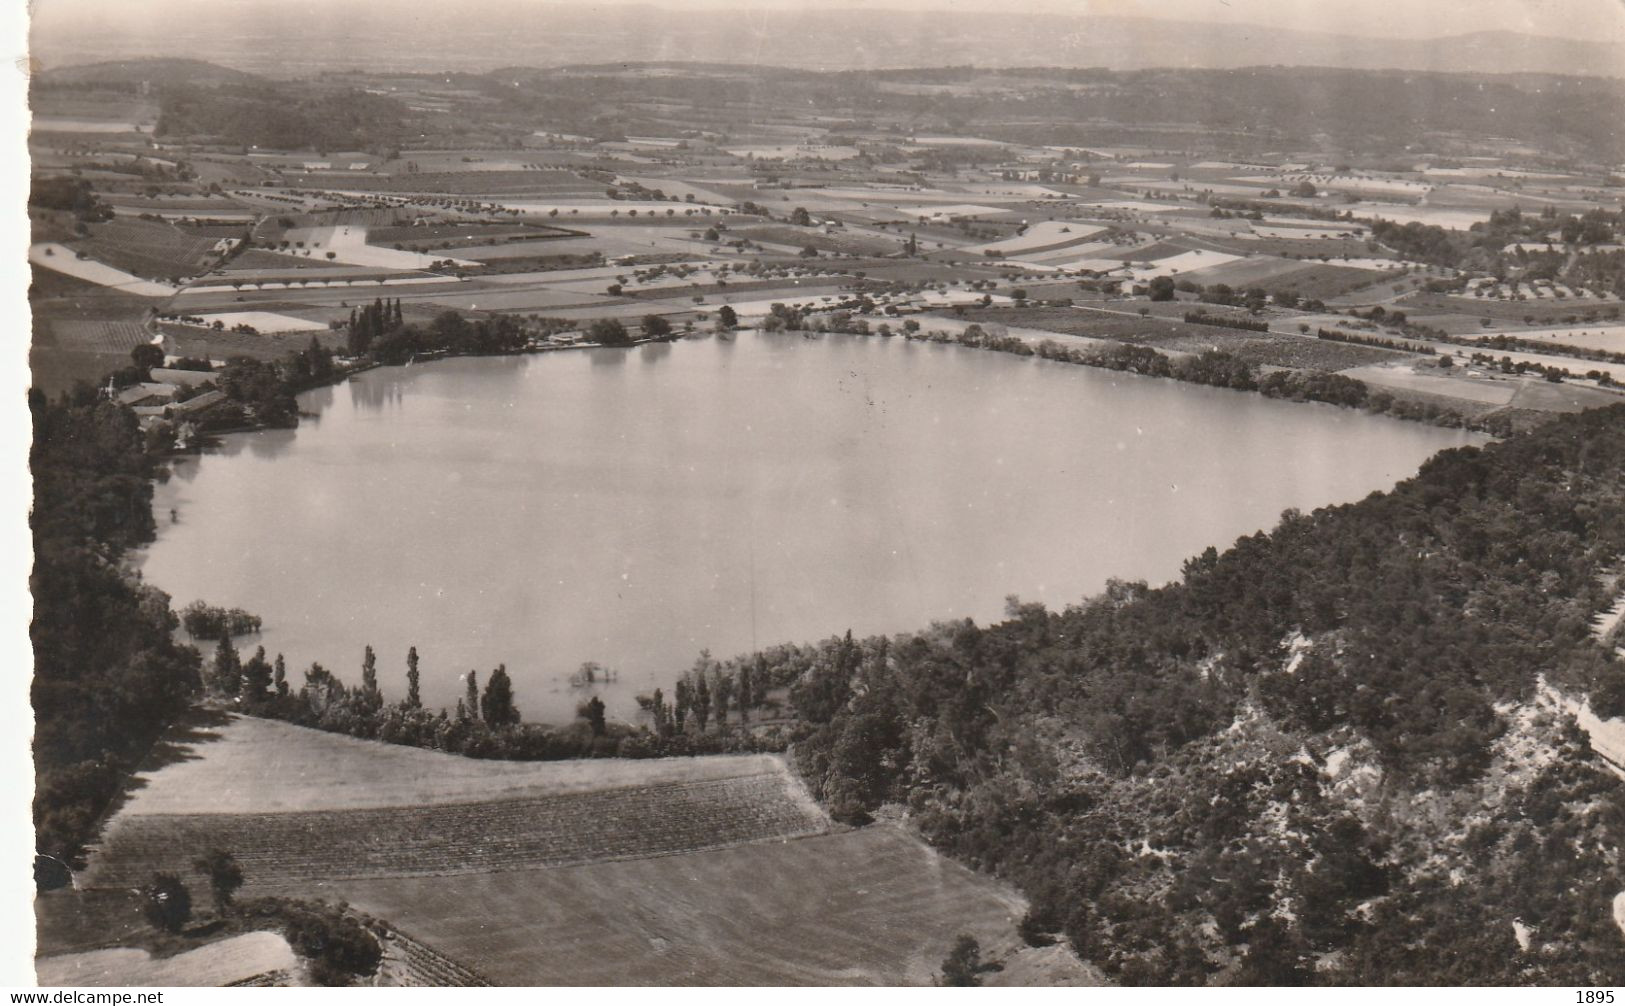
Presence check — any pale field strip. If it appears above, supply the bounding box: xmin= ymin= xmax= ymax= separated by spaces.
xmin=1138 ymin=180 xmax=1273 ymax=197
xmin=615 ymin=176 xmax=742 ymax=204
xmin=725 ymin=145 xmax=861 ymax=160
xmin=908 ymin=136 xmax=1008 ymax=146
xmin=1337 ymin=363 xmax=1521 ymax=405
xmin=1025 ymin=241 xmax=1126 ymax=267
xmin=1265 ymin=173 xmax=1434 ymax=196
xmin=281 ymin=225 xmax=480 ymax=268
xmin=1472 ymin=325 xmax=1625 ymax=354
xmin=1181 ymin=255 xmax=1327 ymax=287
xmin=503 ymin=199 xmax=734 ymax=217
xmin=1077 ymin=199 xmax=1184 ymax=213
xmin=177 ymin=275 xmax=462 ymax=295
xmin=110 ymin=206 xmax=258 ymax=221
xmin=1355 ymin=205 xmax=1490 ymax=230
xmin=30 ymin=116 xmax=149 ymax=133
xmin=1422 ymin=166 xmax=1569 ymax=179
xmin=1121 ymin=250 xmax=1244 ymax=281
xmin=1189 ymin=160 xmax=1276 ymax=171
xmin=1314 ymin=257 xmax=1415 ymax=272
xmin=36 ymin=932 xmax=297 ymax=987
xmin=29 ymin=243 xmax=179 ymax=296
xmin=193 ymin=311 xmax=330 ymax=333
xmin=961 ymin=220 xmax=1109 ymax=257
xmin=108 ymin=715 xmax=801 ymax=815
xmin=955 ymin=182 xmax=1071 ymax=198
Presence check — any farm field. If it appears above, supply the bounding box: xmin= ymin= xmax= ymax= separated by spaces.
xmin=1472 ymin=325 xmax=1625 ymax=354
xmin=85 ymin=771 xmax=829 ymax=890
xmin=162 ymin=327 xmax=348 ymax=362
xmin=303 ymin=825 xmax=1030 ymax=986
xmin=192 ymin=311 xmax=329 ymax=333
xmin=72 ymin=218 xmax=225 ymax=280
xmin=1340 ymin=363 xmax=1523 ymax=405
xmin=36 ymin=933 xmax=297 ymax=987
xmin=71 ymin=713 xmax=1055 ymax=985
xmin=29 ymin=244 xmax=177 ymax=296
xmin=92 ymin=715 xmax=800 ymax=815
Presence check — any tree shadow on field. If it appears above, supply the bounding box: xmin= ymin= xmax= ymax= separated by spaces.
xmin=92 ymin=706 xmax=236 ymax=845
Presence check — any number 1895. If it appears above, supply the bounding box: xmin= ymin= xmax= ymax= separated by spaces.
xmin=1577 ymin=992 xmax=1615 ymax=1004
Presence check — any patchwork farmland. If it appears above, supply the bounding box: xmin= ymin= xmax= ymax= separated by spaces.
xmin=67 ymin=715 xmax=1045 ymax=985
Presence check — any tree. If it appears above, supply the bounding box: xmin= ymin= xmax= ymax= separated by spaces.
xmin=939 ymin=935 xmax=1002 ymax=986
xmin=674 ymin=678 xmax=691 ymax=733
xmin=790 ymin=206 xmax=813 ymax=227
xmin=241 ymin=645 xmax=272 ymax=702
xmin=693 ymin=670 xmax=712 ymax=732
xmin=1148 ymin=275 xmax=1176 ymax=301
xmin=360 ymin=644 xmax=380 ymax=707
xmin=737 ymin=660 xmax=753 ymax=723
xmin=589 ymin=318 xmax=632 ymax=346
xmin=717 ymin=304 xmax=738 ymax=330
xmin=405 ymin=646 xmax=421 ymax=709
xmin=799 ymin=245 xmax=819 ymax=258
xmin=713 ymin=670 xmax=734 ymax=728
xmin=130 ymin=343 xmax=164 ymax=372
xmin=143 ymin=873 xmax=192 ymax=933
xmin=583 ymin=695 xmax=607 ymax=736
xmin=481 ymin=664 xmax=519 ymax=725
xmin=273 ymin=653 xmax=288 ymax=697
xmin=642 ymin=314 xmax=673 ymax=339
xmin=213 ymin=634 xmax=241 ymax=697
xmin=465 ymin=670 xmax=480 ymax=721
xmin=191 ymin=849 xmax=244 ymax=914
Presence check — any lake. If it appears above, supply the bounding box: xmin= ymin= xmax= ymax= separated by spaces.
xmin=140 ymin=332 xmax=1482 ymax=724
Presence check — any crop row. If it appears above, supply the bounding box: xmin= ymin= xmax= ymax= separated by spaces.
xmin=88 ymin=773 xmax=828 ymax=890
xmin=376 ymin=930 xmax=491 ymax=987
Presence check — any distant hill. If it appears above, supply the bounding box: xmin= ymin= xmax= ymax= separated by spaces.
xmin=36 ymin=58 xmax=261 ymax=88
xmin=27 ymin=6 xmax=1625 ymax=79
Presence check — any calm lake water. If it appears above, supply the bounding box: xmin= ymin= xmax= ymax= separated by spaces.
xmin=140 ymin=333 xmax=1481 ymax=723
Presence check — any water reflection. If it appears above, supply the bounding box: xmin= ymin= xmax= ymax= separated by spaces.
xmin=244 ymin=428 xmax=297 ymax=460
xmin=141 ymin=338 xmax=1481 ymax=724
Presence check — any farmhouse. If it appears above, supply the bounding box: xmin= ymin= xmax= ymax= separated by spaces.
xmin=116 ymin=382 xmax=179 ymax=408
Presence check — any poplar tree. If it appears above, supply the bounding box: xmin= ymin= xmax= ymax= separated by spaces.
xmin=693 ymin=672 xmax=711 ymax=732
xmin=405 ymin=646 xmax=421 ymax=709
xmin=465 ymin=670 xmax=480 ymax=721
xmin=273 ymin=653 xmax=288 ymax=697
xmin=361 ymin=645 xmax=379 ymax=706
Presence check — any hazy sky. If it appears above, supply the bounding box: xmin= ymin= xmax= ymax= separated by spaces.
xmin=25 ymin=0 xmax=1625 ymax=43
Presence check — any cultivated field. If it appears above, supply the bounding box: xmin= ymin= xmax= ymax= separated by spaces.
xmin=36 ymin=933 xmax=297 ymax=987
xmin=29 ymin=244 xmax=177 ymax=296
xmin=309 ymin=825 xmax=1029 ymax=985
xmin=73 ymin=218 xmax=225 ymax=280
xmin=98 ymin=715 xmax=804 ymax=815
xmin=67 ymin=713 xmax=1053 ymax=985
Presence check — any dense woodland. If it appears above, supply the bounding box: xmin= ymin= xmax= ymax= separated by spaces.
xmin=759 ymin=404 xmax=1625 ymax=984
xmin=155 ymin=84 xmax=415 ymax=153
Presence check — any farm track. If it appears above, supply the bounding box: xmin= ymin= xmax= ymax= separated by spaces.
xmin=85 ymin=773 xmax=829 ymax=890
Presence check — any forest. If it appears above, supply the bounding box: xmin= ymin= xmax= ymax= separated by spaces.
xmin=757 ymin=404 xmax=1625 ymax=984
xmin=155 ymin=84 xmax=416 ymax=152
